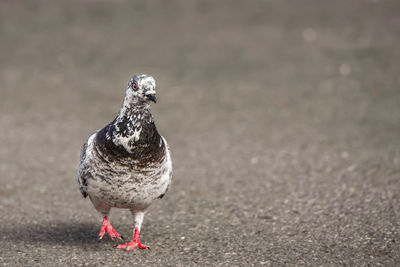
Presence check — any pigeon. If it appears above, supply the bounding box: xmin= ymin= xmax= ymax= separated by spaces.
xmin=77 ymin=74 xmax=172 ymax=250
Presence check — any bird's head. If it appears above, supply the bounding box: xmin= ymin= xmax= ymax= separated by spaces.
xmin=126 ymin=74 xmax=157 ymax=104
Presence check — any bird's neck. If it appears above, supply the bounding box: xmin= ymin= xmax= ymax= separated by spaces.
xmin=112 ymin=101 xmax=154 ymax=141
xmin=95 ymin=99 xmax=163 ymax=163
xmin=117 ymin=101 xmax=152 ymax=123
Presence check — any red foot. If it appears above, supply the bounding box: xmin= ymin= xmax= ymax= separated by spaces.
xmin=117 ymin=228 xmax=149 ymax=250
xmin=98 ymin=216 xmax=123 ymax=241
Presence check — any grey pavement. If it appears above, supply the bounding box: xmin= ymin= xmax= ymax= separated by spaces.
xmin=0 ymin=0 xmax=399 ymax=266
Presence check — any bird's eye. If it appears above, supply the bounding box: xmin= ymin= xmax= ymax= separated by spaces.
xmin=132 ymin=83 xmax=138 ymax=91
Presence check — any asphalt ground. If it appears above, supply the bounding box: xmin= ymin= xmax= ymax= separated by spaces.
xmin=0 ymin=0 xmax=399 ymax=266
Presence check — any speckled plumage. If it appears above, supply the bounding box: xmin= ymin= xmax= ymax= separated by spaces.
xmin=77 ymin=74 xmax=172 ymax=250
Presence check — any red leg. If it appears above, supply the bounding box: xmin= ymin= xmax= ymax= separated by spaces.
xmin=98 ymin=216 xmax=123 ymax=241
xmin=117 ymin=228 xmax=149 ymax=250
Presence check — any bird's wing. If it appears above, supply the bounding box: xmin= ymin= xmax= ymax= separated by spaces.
xmin=158 ymin=136 xmax=173 ymax=198
xmin=77 ymin=131 xmax=98 ymax=198
xmin=77 ymin=141 xmax=89 ymax=197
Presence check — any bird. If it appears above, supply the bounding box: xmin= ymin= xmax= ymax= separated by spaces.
xmin=77 ymin=74 xmax=172 ymax=250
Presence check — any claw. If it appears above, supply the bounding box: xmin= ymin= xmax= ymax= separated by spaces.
xmin=98 ymin=216 xmax=123 ymax=241
xmin=116 ymin=227 xmax=149 ymax=251
xmin=117 ymin=242 xmax=149 ymax=250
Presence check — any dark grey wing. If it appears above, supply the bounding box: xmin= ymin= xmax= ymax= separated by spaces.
xmin=77 ymin=141 xmax=89 ymax=198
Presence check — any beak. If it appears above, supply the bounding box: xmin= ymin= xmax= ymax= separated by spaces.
xmin=147 ymin=94 xmax=157 ymax=103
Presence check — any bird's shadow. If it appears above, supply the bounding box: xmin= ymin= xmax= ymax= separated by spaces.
xmin=0 ymin=221 xmax=109 ymax=246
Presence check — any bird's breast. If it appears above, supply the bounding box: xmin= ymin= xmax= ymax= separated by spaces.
xmin=87 ymin=139 xmax=172 ymax=209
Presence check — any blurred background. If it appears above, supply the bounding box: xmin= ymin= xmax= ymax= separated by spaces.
xmin=1 ymin=0 xmax=399 ymax=265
